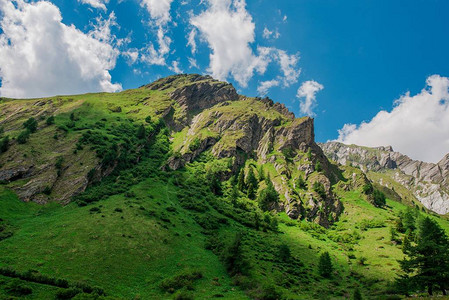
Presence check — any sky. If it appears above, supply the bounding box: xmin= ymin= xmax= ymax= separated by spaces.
xmin=1 ymin=0 xmax=449 ymax=163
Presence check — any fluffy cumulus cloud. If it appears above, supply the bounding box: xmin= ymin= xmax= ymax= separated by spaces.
xmin=190 ymin=0 xmax=269 ymax=87
xmin=141 ymin=0 xmax=174 ymax=26
xmin=262 ymin=27 xmax=280 ymax=39
xmin=257 ymin=79 xmax=279 ymax=96
xmin=78 ymin=0 xmax=109 ymax=11
xmin=337 ymin=75 xmax=449 ymax=163
xmin=297 ymin=80 xmax=324 ymax=116
xmin=0 ymin=0 xmax=121 ymax=98
xmin=140 ymin=0 xmax=174 ymax=67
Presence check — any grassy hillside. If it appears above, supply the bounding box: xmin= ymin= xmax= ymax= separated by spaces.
xmin=1 ymin=75 xmax=449 ymax=299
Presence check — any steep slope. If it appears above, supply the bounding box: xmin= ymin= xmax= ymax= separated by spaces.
xmin=320 ymin=141 xmax=449 ymax=215
xmin=0 ymin=74 xmax=341 ymax=226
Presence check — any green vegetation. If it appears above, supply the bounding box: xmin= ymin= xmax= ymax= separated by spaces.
xmin=318 ymin=251 xmax=333 ymax=278
xmin=0 ymin=75 xmax=448 ymax=299
xmin=397 ymin=216 xmax=449 ymax=296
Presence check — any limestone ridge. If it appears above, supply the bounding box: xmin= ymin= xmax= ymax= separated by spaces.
xmin=159 ymin=75 xmax=341 ymax=226
xmin=320 ymin=141 xmax=449 ymax=214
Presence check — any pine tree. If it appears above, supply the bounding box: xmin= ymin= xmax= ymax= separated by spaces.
xmin=246 ymin=167 xmax=258 ymax=190
xmin=237 ymin=169 xmax=246 ymax=191
xmin=318 ymin=251 xmax=333 ymax=278
xmin=315 ymin=160 xmax=322 ymax=172
xmin=247 ymin=183 xmax=256 ymax=200
xmin=229 ymin=185 xmax=239 ymax=206
xmin=257 ymin=176 xmax=279 ymax=211
xmin=258 ymin=165 xmax=265 ymax=181
xmin=398 ymin=217 xmax=449 ymax=295
xmin=136 ymin=124 xmax=146 ymax=139
xmin=296 ymin=175 xmax=307 ymax=190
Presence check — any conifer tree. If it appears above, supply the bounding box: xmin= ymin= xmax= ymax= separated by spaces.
xmin=398 ymin=217 xmax=449 ymax=295
xmin=246 ymin=167 xmax=258 ymax=190
xmin=247 ymin=183 xmax=255 ymax=200
xmin=318 ymin=251 xmax=333 ymax=278
xmin=237 ymin=169 xmax=245 ymax=191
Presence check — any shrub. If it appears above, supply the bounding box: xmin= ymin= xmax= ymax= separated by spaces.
xmin=315 ymin=160 xmax=322 ymax=172
xmin=5 ymin=279 xmax=32 ymax=296
xmin=278 ymin=244 xmax=291 ymax=262
xmin=145 ymin=116 xmax=152 ymax=123
xmin=55 ymin=287 xmax=82 ymax=299
xmin=296 ymin=175 xmax=307 ymax=190
xmin=362 ymin=183 xmax=373 ymax=195
xmin=114 ymin=208 xmax=123 ymax=213
xmin=189 ymin=137 xmax=201 ymax=152
xmin=23 ymin=117 xmax=37 ymax=133
xmin=160 ymin=270 xmax=203 ymax=293
xmin=357 ymin=256 xmax=367 ymax=265
xmin=46 ymin=116 xmax=55 ymax=125
xmin=313 ymin=181 xmax=326 ymax=199
xmin=257 ymin=177 xmax=279 ymax=211
xmin=43 ymin=186 xmax=52 ymax=195
xmin=373 ymin=190 xmax=386 ymax=207
xmin=17 ymin=130 xmax=30 ymax=144
xmin=0 ymin=136 xmax=9 ymax=153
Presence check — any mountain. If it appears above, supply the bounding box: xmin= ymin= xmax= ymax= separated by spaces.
xmin=0 ymin=74 xmax=448 ymax=299
xmin=320 ymin=141 xmax=449 ymax=215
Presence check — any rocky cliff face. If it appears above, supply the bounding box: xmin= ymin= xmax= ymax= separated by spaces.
xmin=320 ymin=141 xmax=449 ymax=215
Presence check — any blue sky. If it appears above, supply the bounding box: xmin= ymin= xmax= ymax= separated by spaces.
xmin=1 ymin=0 xmax=449 ymax=162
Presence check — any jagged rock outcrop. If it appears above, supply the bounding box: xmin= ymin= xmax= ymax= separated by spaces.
xmin=320 ymin=141 xmax=449 ymax=214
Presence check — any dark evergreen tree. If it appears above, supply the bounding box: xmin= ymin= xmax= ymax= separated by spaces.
xmin=229 ymin=185 xmax=239 ymax=206
xmin=136 ymin=124 xmax=146 ymax=139
xmin=278 ymin=244 xmax=291 ymax=262
xmin=247 ymin=183 xmax=256 ymax=200
xmin=145 ymin=116 xmax=152 ymax=123
xmin=397 ymin=217 xmax=449 ymax=295
xmin=257 ymin=176 xmax=279 ymax=211
xmin=222 ymin=232 xmax=249 ymax=276
xmin=237 ymin=169 xmax=246 ymax=191
xmin=315 ymin=160 xmax=322 ymax=172
xmin=313 ymin=181 xmax=326 ymax=199
xmin=258 ymin=165 xmax=265 ymax=181
xmin=372 ymin=189 xmax=386 ymax=207
xmin=296 ymin=175 xmax=307 ymax=190
xmin=318 ymin=251 xmax=333 ymax=278
xmin=246 ymin=167 xmax=258 ymax=190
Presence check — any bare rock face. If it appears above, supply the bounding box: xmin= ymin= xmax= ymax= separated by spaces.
xmin=320 ymin=141 xmax=449 ymax=215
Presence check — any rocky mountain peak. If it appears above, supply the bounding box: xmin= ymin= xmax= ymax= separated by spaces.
xmin=320 ymin=141 xmax=449 ymax=215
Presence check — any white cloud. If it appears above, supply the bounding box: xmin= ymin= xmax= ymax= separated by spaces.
xmin=257 ymin=79 xmax=279 ymax=96
xmin=190 ymin=0 xmax=267 ymax=87
xmin=337 ymin=75 xmax=449 ymax=163
xmin=277 ymin=49 xmax=300 ymax=86
xmin=297 ymin=80 xmax=324 ymax=116
xmin=187 ymin=29 xmax=197 ymax=54
xmin=140 ymin=0 xmax=174 ymax=26
xmin=78 ymin=0 xmax=109 ymax=11
xmin=169 ymin=61 xmax=182 ymax=74
xmin=262 ymin=27 xmax=280 ymax=39
xmin=140 ymin=0 xmax=174 ymax=66
xmin=123 ymin=49 xmax=139 ymax=65
xmin=0 ymin=0 xmax=121 ymax=98
xmin=141 ymin=27 xmax=171 ymax=65
xmin=188 ymin=57 xmax=199 ymax=69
